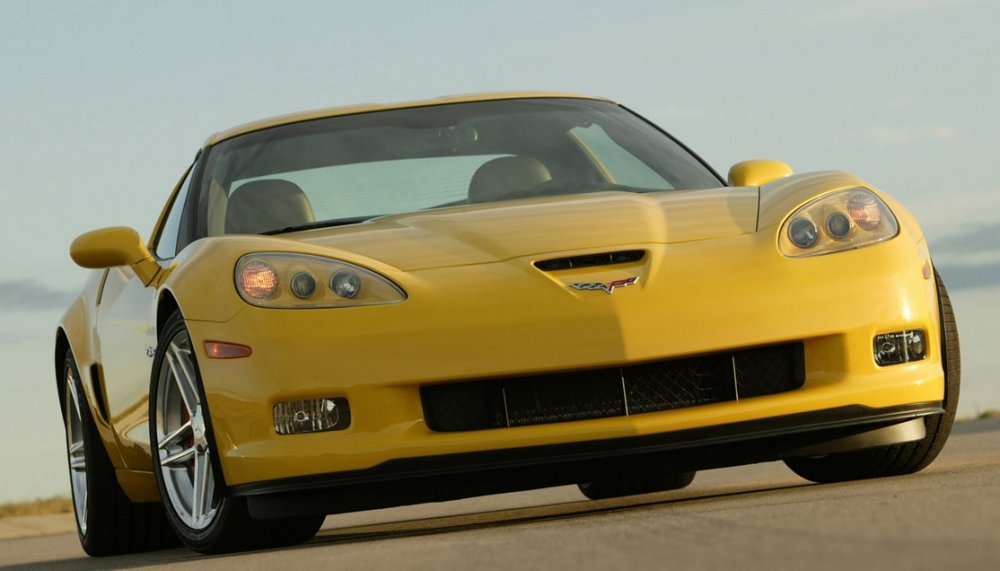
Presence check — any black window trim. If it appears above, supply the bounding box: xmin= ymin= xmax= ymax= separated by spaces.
xmin=152 ymin=149 xmax=205 ymax=261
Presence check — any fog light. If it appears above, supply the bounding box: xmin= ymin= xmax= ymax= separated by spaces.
xmin=907 ymin=330 xmax=925 ymax=357
xmin=874 ymin=330 xmax=926 ymax=366
xmin=273 ymin=397 xmax=351 ymax=435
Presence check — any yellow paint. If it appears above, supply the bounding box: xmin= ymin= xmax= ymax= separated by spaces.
xmin=55 ymin=96 xmax=947 ymax=501
xmin=70 ymin=226 xmax=160 ymax=285
xmin=68 ymin=183 xmax=943 ymax=495
xmin=728 ymin=159 xmax=794 ymax=187
xmin=183 ymin=219 xmax=942 ymax=486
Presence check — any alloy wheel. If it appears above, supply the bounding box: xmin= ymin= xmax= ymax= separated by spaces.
xmin=154 ymin=331 xmax=219 ymax=530
xmin=65 ymin=368 xmax=88 ymax=535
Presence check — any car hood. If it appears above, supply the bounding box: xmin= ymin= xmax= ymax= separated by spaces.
xmin=296 ymin=188 xmax=758 ymax=271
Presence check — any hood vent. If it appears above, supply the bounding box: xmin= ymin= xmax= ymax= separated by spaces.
xmin=534 ymin=250 xmax=645 ymax=271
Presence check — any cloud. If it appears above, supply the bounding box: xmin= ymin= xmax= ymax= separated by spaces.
xmin=0 ymin=279 xmax=76 ymax=311
xmin=864 ymin=125 xmax=956 ymax=146
xmin=905 ymin=189 xmax=1000 ymax=235
xmin=929 ymin=222 xmax=1000 ymax=256
xmin=935 ymin=262 xmax=1000 ymax=291
xmin=924 ymin=223 xmax=1000 ymax=290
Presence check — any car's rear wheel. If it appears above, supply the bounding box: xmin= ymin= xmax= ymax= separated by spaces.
xmin=62 ymin=350 xmax=178 ymax=556
xmin=784 ymin=270 xmax=960 ymax=483
xmin=150 ymin=311 xmax=324 ymax=554
xmin=578 ymin=469 xmax=696 ymax=500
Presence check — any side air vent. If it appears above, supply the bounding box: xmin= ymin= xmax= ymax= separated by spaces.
xmin=534 ymin=250 xmax=645 ymax=271
xmin=89 ymin=364 xmax=110 ymax=423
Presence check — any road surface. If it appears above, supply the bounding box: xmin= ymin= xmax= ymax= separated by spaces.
xmin=2 ymin=419 xmax=998 ymax=570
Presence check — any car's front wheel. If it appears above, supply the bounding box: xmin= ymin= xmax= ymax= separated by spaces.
xmin=784 ymin=270 xmax=960 ymax=483
xmin=150 ymin=311 xmax=324 ymax=554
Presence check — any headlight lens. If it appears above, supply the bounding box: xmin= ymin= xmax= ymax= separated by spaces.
xmin=330 ymin=269 xmax=362 ymax=299
xmin=788 ymin=218 xmax=818 ymax=248
xmin=239 ymin=260 xmax=279 ymax=300
xmin=779 ymin=188 xmax=898 ymax=257
xmin=235 ymin=253 xmax=406 ymax=308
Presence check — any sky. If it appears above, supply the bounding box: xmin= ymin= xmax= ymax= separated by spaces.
xmin=0 ymin=0 xmax=998 ymax=503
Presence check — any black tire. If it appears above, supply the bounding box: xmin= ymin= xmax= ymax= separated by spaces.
xmin=149 ymin=311 xmax=324 ymax=554
xmin=784 ymin=270 xmax=960 ymax=483
xmin=578 ymin=470 xmax=696 ymax=500
xmin=61 ymin=350 xmax=178 ymax=556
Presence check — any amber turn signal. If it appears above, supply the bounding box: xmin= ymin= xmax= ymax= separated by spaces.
xmin=847 ymin=193 xmax=882 ymax=231
xmin=238 ymin=260 xmax=279 ymax=299
xmin=204 ymin=341 xmax=253 ymax=359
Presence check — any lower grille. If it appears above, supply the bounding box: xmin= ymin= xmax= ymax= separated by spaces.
xmin=421 ymin=343 xmax=805 ymax=432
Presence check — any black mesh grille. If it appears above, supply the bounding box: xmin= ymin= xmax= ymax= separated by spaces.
xmin=421 ymin=343 xmax=805 ymax=432
xmin=534 ymin=250 xmax=645 ymax=271
xmin=624 ymin=355 xmax=733 ymax=414
xmin=504 ymin=370 xmax=625 ymax=427
xmin=734 ymin=344 xmax=806 ymax=398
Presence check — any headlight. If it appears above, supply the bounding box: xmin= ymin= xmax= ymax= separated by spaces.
xmin=235 ymin=253 xmax=406 ymax=308
xmin=779 ymin=188 xmax=898 ymax=257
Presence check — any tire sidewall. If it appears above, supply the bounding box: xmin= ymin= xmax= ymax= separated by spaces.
xmin=62 ymin=351 xmax=92 ymax=547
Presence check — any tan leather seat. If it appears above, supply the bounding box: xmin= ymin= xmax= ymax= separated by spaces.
xmin=225 ymin=180 xmax=315 ymax=234
xmin=468 ymin=157 xmax=552 ymax=204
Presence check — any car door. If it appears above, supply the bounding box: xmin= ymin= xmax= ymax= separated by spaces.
xmin=95 ymin=164 xmax=194 ymax=470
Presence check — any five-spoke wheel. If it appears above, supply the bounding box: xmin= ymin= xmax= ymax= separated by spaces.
xmin=65 ymin=360 xmax=89 ymax=536
xmin=154 ymin=331 xmax=219 ymax=530
xmin=150 ymin=311 xmax=324 ymax=554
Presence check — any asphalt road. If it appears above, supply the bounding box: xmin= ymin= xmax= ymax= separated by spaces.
xmin=3 ymin=419 xmax=999 ymax=571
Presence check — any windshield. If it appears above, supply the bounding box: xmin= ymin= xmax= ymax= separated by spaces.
xmin=196 ymin=98 xmax=721 ymax=236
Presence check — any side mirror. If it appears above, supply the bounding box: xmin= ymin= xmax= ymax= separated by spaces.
xmin=727 ymin=160 xmax=794 ymax=187
xmin=70 ymin=226 xmax=159 ymax=285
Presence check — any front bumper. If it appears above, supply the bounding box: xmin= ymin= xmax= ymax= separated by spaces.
xmin=187 ymin=228 xmax=943 ymax=488
xmin=234 ymin=402 xmax=942 ymax=519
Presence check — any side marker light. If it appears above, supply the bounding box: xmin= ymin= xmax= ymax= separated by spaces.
xmin=204 ymin=341 xmax=253 ymax=359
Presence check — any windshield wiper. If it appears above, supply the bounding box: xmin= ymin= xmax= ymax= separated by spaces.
xmin=260 ymin=215 xmax=375 ymax=235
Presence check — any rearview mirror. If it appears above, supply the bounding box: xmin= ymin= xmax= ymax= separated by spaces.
xmin=728 ymin=160 xmax=793 ymax=187
xmin=70 ymin=226 xmax=159 ymax=285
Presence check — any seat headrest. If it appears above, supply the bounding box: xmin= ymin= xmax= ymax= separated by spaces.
xmin=468 ymin=157 xmax=552 ymax=204
xmin=225 ymin=179 xmax=315 ymax=234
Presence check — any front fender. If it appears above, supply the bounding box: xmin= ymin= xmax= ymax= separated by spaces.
xmin=56 ymin=269 xmax=129 ymax=468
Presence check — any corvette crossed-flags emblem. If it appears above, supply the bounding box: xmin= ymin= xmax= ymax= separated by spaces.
xmin=569 ymin=276 xmax=640 ymax=294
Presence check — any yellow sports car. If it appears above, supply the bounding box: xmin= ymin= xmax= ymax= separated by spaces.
xmin=57 ymin=92 xmax=960 ymax=555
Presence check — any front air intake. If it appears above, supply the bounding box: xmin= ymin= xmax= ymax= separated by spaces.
xmin=421 ymin=343 xmax=805 ymax=432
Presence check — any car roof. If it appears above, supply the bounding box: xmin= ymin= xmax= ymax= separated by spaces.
xmin=204 ymin=91 xmax=614 ymax=146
